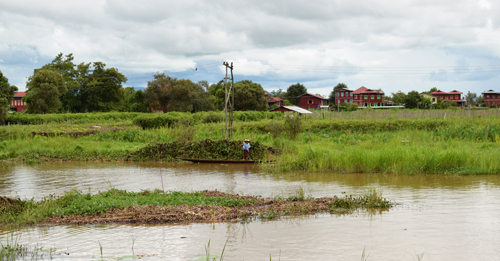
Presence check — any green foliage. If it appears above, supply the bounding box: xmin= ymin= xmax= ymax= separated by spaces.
xmin=5 ymin=112 xmax=144 ymax=125
xmin=284 ymin=115 xmax=303 ymax=140
xmin=215 ymin=80 xmax=267 ymax=111
xmin=133 ymin=112 xmax=193 ymax=129
xmin=0 ymin=71 xmax=18 ymax=123
xmin=37 ymin=53 xmax=128 ymax=112
xmin=24 ymin=69 xmax=67 ymax=113
xmin=285 ymin=83 xmax=307 ymax=105
xmin=129 ymin=139 xmax=278 ymax=161
xmin=404 ymin=90 xmax=424 ymax=109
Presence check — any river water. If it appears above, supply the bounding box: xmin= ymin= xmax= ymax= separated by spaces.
xmin=1 ymin=162 xmax=499 ymax=260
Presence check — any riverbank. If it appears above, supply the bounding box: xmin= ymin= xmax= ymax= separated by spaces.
xmin=0 ymin=188 xmax=390 ymax=225
xmin=2 ymin=110 xmax=500 ymax=174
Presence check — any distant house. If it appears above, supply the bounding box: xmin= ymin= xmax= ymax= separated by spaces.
xmin=334 ymin=88 xmax=353 ymax=104
xmin=420 ymin=93 xmax=438 ymax=104
xmin=482 ymin=90 xmax=500 ymax=107
xmin=352 ymin=86 xmax=384 ymax=107
xmin=267 ymin=97 xmax=284 ymax=108
xmin=9 ymin=92 xmax=27 ymax=112
xmin=431 ymin=90 xmax=465 ymax=107
xmin=264 ymin=92 xmax=270 ymax=100
xmin=298 ymin=93 xmax=328 ymax=109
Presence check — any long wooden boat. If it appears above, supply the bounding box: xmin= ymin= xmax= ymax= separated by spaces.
xmin=176 ymin=157 xmax=259 ymax=164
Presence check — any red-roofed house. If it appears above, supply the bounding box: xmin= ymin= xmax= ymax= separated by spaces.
xmin=482 ymin=90 xmax=500 ymax=107
xmin=10 ymin=92 xmax=27 ymax=112
xmin=334 ymin=88 xmax=353 ymax=104
xmin=299 ymin=93 xmax=328 ymax=109
xmin=264 ymin=92 xmax=270 ymax=100
xmin=352 ymin=86 xmax=385 ymax=107
xmin=267 ymin=97 xmax=283 ymax=108
xmin=431 ymin=90 xmax=465 ymax=107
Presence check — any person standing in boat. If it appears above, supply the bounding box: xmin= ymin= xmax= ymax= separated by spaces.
xmin=242 ymin=139 xmax=251 ymax=160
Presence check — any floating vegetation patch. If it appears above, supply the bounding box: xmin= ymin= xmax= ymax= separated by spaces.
xmin=128 ymin=139 xmax=280 ymax=161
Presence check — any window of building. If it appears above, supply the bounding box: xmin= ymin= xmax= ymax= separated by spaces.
xmin=308 ymin=100 xmax=313 ymax=104
xmin=364 ymin=103 xmax=367 ymax=107
xmin=371 ymin=95 xmax=374 ymax=99
xmin=354 ymin=95 xmax=357 ymax=99
xmin=364 ymin=95 xmax=367 ymax=99
xmin=487 ymin=95 xmax=490 ymax=98
xmin=377 ymin=95 xmax=380 ymax=99
xmin=377 ymin=103 xmax=381 ymax=106
xmin=371 ymin=103 xmax=374 ymax=107
xmin=350 ymin=93 xmax=353 ymax=96
xmin=455 ymin=95 xmax=458 ymax=99
xmin=350 ymin=99 xmax=353 ymax=103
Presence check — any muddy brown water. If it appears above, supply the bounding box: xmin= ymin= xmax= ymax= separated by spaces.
xmin=1 ymin=162 xmax=499 ymax=260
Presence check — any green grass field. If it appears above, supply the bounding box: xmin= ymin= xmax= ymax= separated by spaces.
xmin=1 ymin=109 xmax=500 ymax=174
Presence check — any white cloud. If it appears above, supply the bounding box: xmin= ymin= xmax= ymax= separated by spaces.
xmin=0 ymin=0 xmax=499 ymax=95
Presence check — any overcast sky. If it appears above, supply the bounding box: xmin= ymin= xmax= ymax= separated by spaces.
xmin=1 ymin=0 xmax=499 ymax=97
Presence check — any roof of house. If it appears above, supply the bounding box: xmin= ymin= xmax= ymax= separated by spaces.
xmin=299 ymin=93 xmax=327 ymax=100
xmin=268 ymin=97 xmax=283 ymax=102
xmin=14 ymin=92 xmax=26 ymax=97
xmin=264 ymin=92 xmax=270 ymax=95
xmin=335 ymin=88 xmax=353 ymax=92
xmin=482 ymin=90 xmax=499 ymax=94
xmin=352 ymin=86 xmax=384 ymax=94
xmin=432 ymin=91 xmax=462 ymax=95
xmin=271 ymin=106 xmax=313 ymax=114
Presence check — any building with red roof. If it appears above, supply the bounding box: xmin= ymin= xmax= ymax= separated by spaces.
xmin=299 ymin=93 xmax=328 ymax=109
xmin=482 ymin=90 xmax=500 ymax=107
xmin=9 ymin=92 xmax=27 ymax=112
xmin=431 ymin=90 xmax=465 ymax=107
xmin=267 ymin=97 xmax=283 ymax=108
xmin=352 ymin=86 xmax=384 ymax=107
xmin=334 ymin=88 xmax=353 ymax=105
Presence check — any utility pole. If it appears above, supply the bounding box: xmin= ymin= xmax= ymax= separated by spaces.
xmin=223 ymin=61 xmax=234 ymax=140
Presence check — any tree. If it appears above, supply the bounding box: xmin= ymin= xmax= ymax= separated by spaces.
xmin=168 ymin=79 xmax=198 ymax=112
xmin=270 ymin=88 xmax=286 ymax=100
xmin=328 ymin=83 xmax=348 ymax=105
xmin=76 ymin=62 xmax=127 ymax=112
xmin=144 ymin=72 xmax=176 ymax=111
xmin=0 ymin=71 xmax=18 ymax=123
xmin=24 ymin=69 xmax=67 ymax=113
xmin=36 ymin=53 xmax=128 ymax=112
xmin=208 ymin=80 xmax=224 ymax=97
xmin=192 ymin=80 xmax=214 ymax=112
xmin=390 ymin=91 xmax=406 ymax=105
xmin=285 ymin=83 xmax=307 ymax=105
xmin=38 ymin=53 xmax=80 ymax=111
xmin=215 ymin=80 xmax=267 ymax=111
xmin=465 ymin=92 xmax=477 ymax=107
xmin=403 ymin=91 xmax=424 ymax=109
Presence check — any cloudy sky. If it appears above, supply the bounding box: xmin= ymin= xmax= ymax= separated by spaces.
xmin=1 ymin=0 xmax=499 ymax=97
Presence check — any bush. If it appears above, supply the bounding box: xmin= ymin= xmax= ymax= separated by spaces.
xmin=285 ymin=114 xmax=302 ymax=140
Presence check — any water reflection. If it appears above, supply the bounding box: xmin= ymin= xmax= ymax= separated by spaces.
xmin=1 ymin=162 xmax=499 ymax=200
xmin=1 ymin=163 xmax=500 ymax=260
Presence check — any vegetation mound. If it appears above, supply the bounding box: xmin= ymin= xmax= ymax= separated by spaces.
xmin=128 ymin=139 xmax=279 ymax=161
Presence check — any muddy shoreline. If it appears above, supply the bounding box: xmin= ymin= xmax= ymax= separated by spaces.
xmin=43 ymin=191 xmax=361 ymax=225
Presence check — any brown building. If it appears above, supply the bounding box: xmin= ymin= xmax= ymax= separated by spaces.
xmin=431 ymin=90 xmax=465 ymax=107
xmin=482 ymin=90 xmax=500 ymax=107
xmin=299 ymin=93 xmax=328 ymax=109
